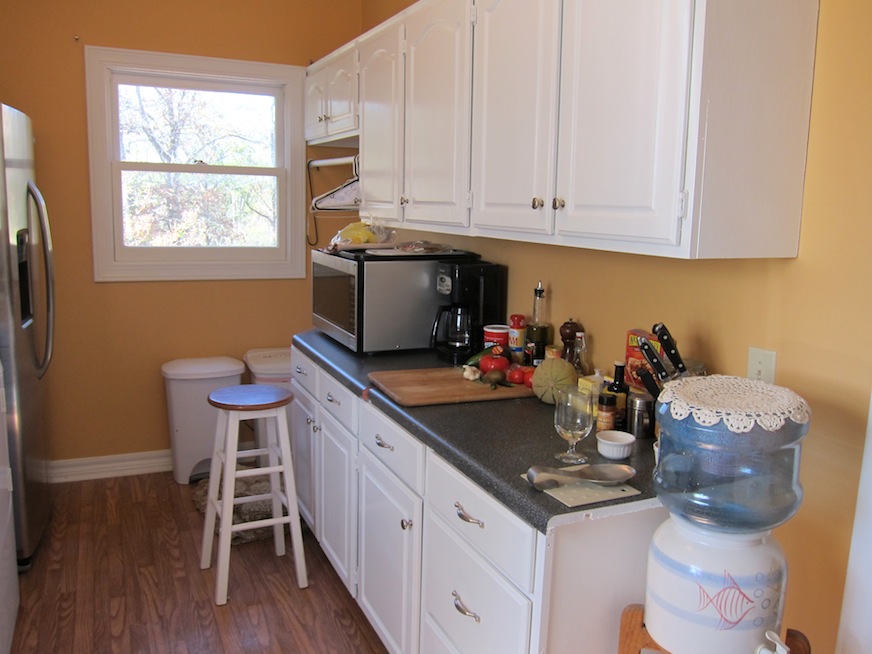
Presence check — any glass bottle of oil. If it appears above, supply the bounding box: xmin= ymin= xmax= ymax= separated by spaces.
xmin=525 ymin=281 xmax=551 ymax=366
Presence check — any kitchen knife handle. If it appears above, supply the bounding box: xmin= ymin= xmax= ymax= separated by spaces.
xmin=652 ymin=323 xmax=688 ymax=374
xmin=639 ymin=336 xmax=671 ymax=381
xmin=638 ymin=369 xmax=661 ymax=400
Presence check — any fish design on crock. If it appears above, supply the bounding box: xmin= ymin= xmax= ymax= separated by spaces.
xmin=697 ymin=571 xmax=755 ymax=630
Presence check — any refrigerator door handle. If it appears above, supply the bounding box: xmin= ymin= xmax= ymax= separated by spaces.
xmin=27 ymin=180 xmax=54 ymax=379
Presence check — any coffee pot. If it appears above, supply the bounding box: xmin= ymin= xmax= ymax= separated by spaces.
xmin=429 ymin=260 xmax=507 ymax=364
xmin=430 ymin=305 xmax=473 ymax=364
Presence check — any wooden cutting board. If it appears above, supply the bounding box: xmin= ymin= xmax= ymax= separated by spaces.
xmin=368 ymin=367 xmax=535 ymax=406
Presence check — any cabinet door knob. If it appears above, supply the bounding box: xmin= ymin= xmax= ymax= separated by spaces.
xmin=552 ymin=197 xmax=566 ymax=210
xmin=451 ymin=591 xmax=481 ymax=623
xmin=400 ymin=195 xmax=409 ymax=205
xmin=454 ymin=501 xmax=485 ymax=529
xmin=531 ymin=197 xmax=544 ymax=210
xmin=400 ymin=518 xmax=413 ymax=530
xmin=374 ymin=434 xmax=395 ymax=451
xmin=295 ymin=365 xmax=307 ymax=376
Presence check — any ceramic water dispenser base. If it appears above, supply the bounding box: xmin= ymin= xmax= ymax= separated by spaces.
xmin=644 ymin=515 xmax=787 ymax=654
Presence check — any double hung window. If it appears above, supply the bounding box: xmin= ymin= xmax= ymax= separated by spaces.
xmin=85 ymin=46 xmax=305 ymax=281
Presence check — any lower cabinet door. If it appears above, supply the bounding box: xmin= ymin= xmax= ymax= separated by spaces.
xmin=421 ymin=511 xmax=532 ymax=654
xmin=358 ymin=448 xmax=423 ymax=654
xmin=290 ymin=381 xmax=317 ymax=531
xmin=318 ymin=411 xmax=358 ymax=595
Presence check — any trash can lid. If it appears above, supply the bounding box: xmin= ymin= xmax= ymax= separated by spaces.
xmin=244 ymin=347 xmax=292 ymax=376
xmin=161 ymin=356 xmax=245 ymax=380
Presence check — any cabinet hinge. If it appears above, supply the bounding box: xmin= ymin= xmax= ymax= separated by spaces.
xmin=470 ymin=2 xmax=477 ymax=26
xmin=677 ymin=189 xmax=688 ymax=219
xmin=466 ymin=189 xmax=474 ymax=209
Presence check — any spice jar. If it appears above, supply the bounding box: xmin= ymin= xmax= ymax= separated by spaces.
xmin=596 ymin=394 xmax=617 ymax=431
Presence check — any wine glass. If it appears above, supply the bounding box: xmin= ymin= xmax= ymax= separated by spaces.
xmin=553 ymin=386 xmax=594 ymax=464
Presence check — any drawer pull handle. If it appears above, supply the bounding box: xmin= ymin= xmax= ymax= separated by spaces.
xmin=375 ymin=434 xmax=395 ymax=451
xmin=294 ymin=365 xmax=308 ymax=376
xmin=451 ymin=591 xmax=480 ymax=623
xmin=400 ymin=518 xmax=413 ymax=530
xmin=454 ymin=501 xmax=485 ymax=529
xmin=325 ymin=392 xmax=341 ymax=405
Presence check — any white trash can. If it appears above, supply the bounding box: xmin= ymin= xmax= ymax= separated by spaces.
xmin=244 ymin=348 xmax=292 ymax=453
xmin=161 ymin=356 xmax=245 ymax=484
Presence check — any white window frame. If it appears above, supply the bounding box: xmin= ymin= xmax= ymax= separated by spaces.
xmin=85 ymin=45 xmax=306 ymax=281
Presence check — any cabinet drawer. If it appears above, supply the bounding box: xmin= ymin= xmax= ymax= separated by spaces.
xmin=426 ymin=452 xmax=537 ymax=594
xmin=359 ymin=402 xmax=425 ymax=494
xmin=290 ymin=347 xmax=319 ymax=398
xmin=318 ymin=372 xmax=358 ymax=433
xmin=422 ymin=512 xmax=531 ymax=654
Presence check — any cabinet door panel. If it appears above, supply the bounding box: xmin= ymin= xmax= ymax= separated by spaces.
xmin=326 ymin=49 xmax=358 ymax=135
xmin=554 ymin=0 xmax=692 ymax=244
xmin=318 ymin=411 xmax=358 ymax=595
xmin=359 ymin=24 xmax=405 ymax=222
xmin=403 ymin=0 xmax=472 ymax=227
xmin=358 ymin=449 xmax=423 ymax=654
xmin=304 ymin=67 xmax=327 ymax=140
xmin=290 ymin=381 xmax=318 ymax=531
xmin=470 ymin=0 xmax=560 ymax=234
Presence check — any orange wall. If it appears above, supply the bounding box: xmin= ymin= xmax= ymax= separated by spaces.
xmin=1 ymin=0 xmax=868 ymax=650
xmin=0 ymin=0 xmax=363 ymax=458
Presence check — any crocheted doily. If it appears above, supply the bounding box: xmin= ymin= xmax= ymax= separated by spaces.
xmin=658 ymin=374 xmax=810 ymax=433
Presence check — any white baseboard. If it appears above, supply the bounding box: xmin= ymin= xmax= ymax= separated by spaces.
xmin=47 ymin=449 xmax=174 ymax=483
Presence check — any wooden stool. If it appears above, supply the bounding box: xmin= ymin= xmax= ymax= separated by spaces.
xmin=618 ymin=604 xmax=811 ymax=654
xmin=199 ymin=384 xmax=308 ymax=605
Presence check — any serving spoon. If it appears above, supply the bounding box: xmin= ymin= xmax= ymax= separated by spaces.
xmin=526 ymin=464 xmax=636 ymax=491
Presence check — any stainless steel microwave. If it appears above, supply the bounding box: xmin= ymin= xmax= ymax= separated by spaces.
xmin=311 ymin=248 xmax=478 ymax=353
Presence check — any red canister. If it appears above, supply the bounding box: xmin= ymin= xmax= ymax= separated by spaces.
xmin=483 ymin=324 xmax=510 ymax=349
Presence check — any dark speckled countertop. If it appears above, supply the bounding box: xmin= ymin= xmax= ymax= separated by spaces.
xmin=293 ymin=329 xmax=659 ymax=534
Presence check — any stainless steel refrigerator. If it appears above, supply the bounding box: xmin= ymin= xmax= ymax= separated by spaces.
xmin=0 ymin=103 xmax=55 ymax=570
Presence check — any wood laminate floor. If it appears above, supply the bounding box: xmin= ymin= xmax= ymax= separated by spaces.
xmin=10 ymin=472 xmax=388 ymax=654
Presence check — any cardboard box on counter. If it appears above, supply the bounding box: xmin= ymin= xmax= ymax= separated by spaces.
xmin=625 ymin=329 xmax=662 ymax=390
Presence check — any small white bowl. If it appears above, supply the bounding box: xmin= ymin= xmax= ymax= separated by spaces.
xmin=596 ymin=430 xmax=636 ymax=460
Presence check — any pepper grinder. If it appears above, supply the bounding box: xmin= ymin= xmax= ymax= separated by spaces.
xmin=559 ymin=318 xmax=583 ymax=362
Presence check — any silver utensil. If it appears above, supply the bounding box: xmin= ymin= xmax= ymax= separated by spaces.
xmin=526 ymin=464 xmax=636 ymax=491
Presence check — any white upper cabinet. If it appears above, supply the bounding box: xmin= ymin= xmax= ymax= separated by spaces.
xmin=319 ymin=0 xmax=819 ymax=259
xmin=359 ymin=21 xmax=406 ymax=222
xmin=305 ymin=45 xmax=358 ymax=143
xmin=553 ymin=1 xmax=692 ymax=249
xmin=359 ymin=0 xmax=473 ymax=227
xmin=470 ymin=0 xmax=561 ymax=235
xmin=402 ymin=0 xmax=473 ymax=227
xmin=472 ymin=0 xmax=818 ymax=258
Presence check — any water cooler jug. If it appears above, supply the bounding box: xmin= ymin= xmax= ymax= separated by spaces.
xmin=644 ymin=375 xmax=810 ymax=654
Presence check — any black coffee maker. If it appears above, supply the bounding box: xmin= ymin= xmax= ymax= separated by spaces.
xmin=430 ymin=261 xmax=507 ymax=364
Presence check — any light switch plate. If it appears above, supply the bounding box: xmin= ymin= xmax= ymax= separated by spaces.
xmin=747 ymin=347 xmax=776 ymax=384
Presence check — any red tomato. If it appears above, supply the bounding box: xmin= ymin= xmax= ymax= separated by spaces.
xmin=523 ymin=366 xmax=536 ymax=388
xmin=478 ymin=354 xmax=511 ymax=373
xmin=506 ymin=365 xmax=526 ymax=384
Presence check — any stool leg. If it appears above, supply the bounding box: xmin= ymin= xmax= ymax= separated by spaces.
xmin=200 ymin=408 xmax=228 ymax=570
xmin=214 ymin=409 xmax=241 ymax=605
xmin=266 ymin=415 xmax=286 ymax=557
xmin=276 ymin=405 xmax=308 ymax=588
